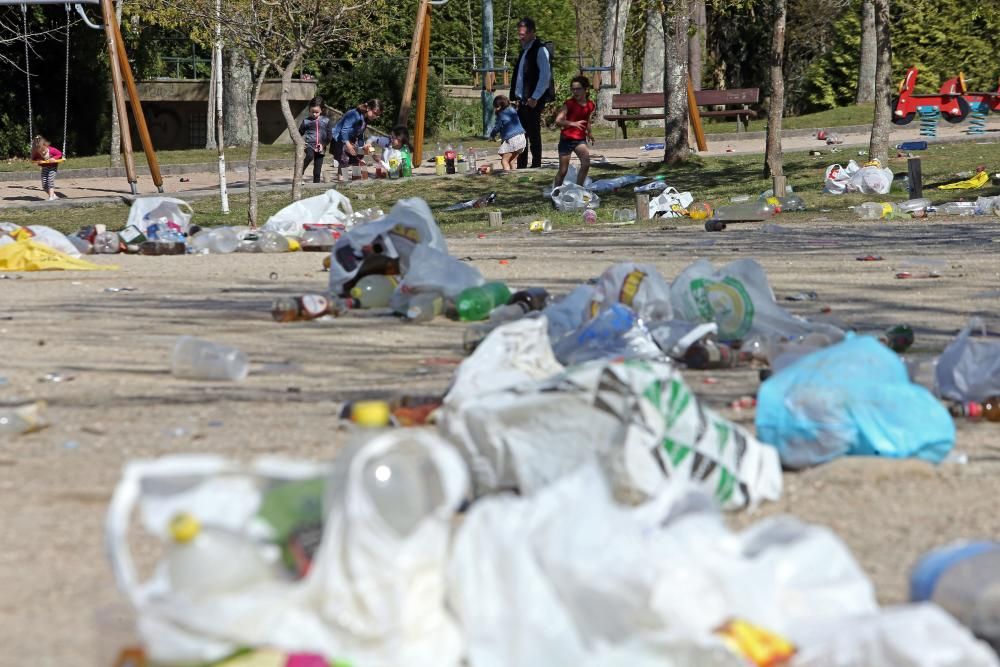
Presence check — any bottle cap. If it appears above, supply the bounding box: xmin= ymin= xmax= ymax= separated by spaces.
xmin=170 ymin=512 xmax=201 ymax=543
xmin=352 ymin=400 xmax=391 ymax=427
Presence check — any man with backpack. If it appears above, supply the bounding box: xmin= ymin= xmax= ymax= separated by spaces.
xmin=509 ymin=17 xmax=555 ymax=169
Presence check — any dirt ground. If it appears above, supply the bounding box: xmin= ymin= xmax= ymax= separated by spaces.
xmin=2 ymin=214 xmax=1000 ymax=665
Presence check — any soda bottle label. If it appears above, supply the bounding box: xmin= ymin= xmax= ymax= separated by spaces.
xmin=300 ymin=295 xmax=330 ymax=318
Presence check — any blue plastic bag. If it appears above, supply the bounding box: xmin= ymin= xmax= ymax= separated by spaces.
xmin=756 ymin=334 xmax=954 ymax=469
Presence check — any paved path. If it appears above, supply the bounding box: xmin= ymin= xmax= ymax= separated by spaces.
xmin=1 ymin=118 xmax=997 ymax=210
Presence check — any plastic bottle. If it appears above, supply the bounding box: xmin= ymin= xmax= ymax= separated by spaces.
xmin=682 ymin=339 xmax=750 ymax=369
xmin=257 ymin=231 xmax=290 ymax=253
xmin=897 ymin=198 xmax=932 ymax=216
xmin=67 ymin=235 xmax=92 ymax=255
xmin=713 ymin=202 xmax=775 ymax=222
xmin=350 ymin=275 xmax=399 ymax=309
xmin=509 ymin=286 xmax=550 ymax=312
xmin=949 ymin=396 xmax=1000 ymax=422
xmin=910 ymin=541 xmax=1000 ymax=651
xmin=634 ymin=181 xmax=668 ymax=193
xmin=455 ymin=281 xmax=511 ymax=321
xmin=190 ymin=227 xmax=240 ymax=254
xmin=778 ymin=194 xmax=806 ymax=211
xmin=139 ymin=240 xmax=186 ymax=256
xmin=435 ymin=156 xmax=446 ymax=176
xmin=299 ymin=228 xmax=336 ymax=252
xmin=881 ymin=324 xmax=915 ymax=353
xmin=166 ymin=513 xmax=277 ymax=596
xmin=271 ymin=294 xmax=348 ymax=322
xmin=583 ymin=209 xmax=597 ymax=224
xmin=405 ymin=292 xmax=444 ymax=323
xmin=856 ymin=202 xmax=896 ymax=220
xmin=93 ymin=231 xmax=121 ymax=254
xmin=897 ymin=140 xmax=928 ymax=150
xmin=936 ymin=201 xmax=978 ymax=216
xmin=400 ymin=146 xmax=413 ymax=177
xmin=170 ymin=336 xmax=249 ymax=381
xmin=688 ymin=202 xmax=713 ymax=220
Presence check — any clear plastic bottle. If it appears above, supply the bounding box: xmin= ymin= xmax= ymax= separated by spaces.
xmin=93 ymin=231 xmax=121 ymax=254
xmin=936 ymin=201 xmax=978 ymax=216
xmin=360 ymin=437 xmax=445 ymax=537
xmin=896 ymin=198 xmax=932 ymax=216
xmin=67 ymin=235 xmax=92 ymax=255
xmin=190 ymin=227 xmax=240 ymax=254
xmin=166 ymin=513 xmax=277 ymax=596
xmin=350 ymin=275 xmax=399 ymax=309
xmin=778 ymin=194 xmax=806 ymax=211
xmin=583 ymin=209 xmax=597 ymax=224
xmin=271 ymin=294 xmax=348 ymax=322
xmin=299 ymin=228 xmax=336 ymax=252
xmin=713 ymin=202 xmax=775 ymax=222
xmin=634 ymin=181 xmax=668 ymax=193
xmin=256 ymin=231 xmax=290 ymax=253
xmin=405 ymin=292 xmax=444 ymax=323
xmin=856 ymin=202 xmax=896 ymax=220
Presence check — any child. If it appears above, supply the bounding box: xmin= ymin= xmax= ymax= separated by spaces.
xmin=330 ymin=99 xmax=383 ymax=181
xmin=489 ymin=95 xmax=526 ymax=171
xmin=298 ymin=103 xmax=332 ymax=183
xmin=553 ymin=76 xmax=596 ymax=188
xmin=366 ymin=126 xmax=412 ymax=175
xmin=31 ymin=135 xmax=63 ymax=201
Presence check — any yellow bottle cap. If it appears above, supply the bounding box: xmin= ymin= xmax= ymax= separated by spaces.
xmin=287 ymin=238 xmax=301 ymax=252
xmin=170 ymin=512 xmax=201 ymax=543
xmin=349 ymin=286 xmax=363 ymax=300
xmin=351 ymin=400 xmax=391 ymax=427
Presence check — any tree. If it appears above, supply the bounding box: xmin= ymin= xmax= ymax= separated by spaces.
xmin=763 ymin=0 xmax=786 ymax=179
xmin=688 ymin=0 xmax=705 ymax=88
xmin=660 ymin=0 xmax=690 ymax=164
xmin=640 ymin=6 xmax=665 ymax=127
xmin=867 ymin=0 xmax=891 ymax=164
xmin=110 ymin=0 xmax=125 ymax=166
xmin=855 ymin=0 xmax=875 ymax=103
xmin=224 ymin=47 xmax=253 ymax=146
xmin=594 ymin=0 xmax=632 ymax=126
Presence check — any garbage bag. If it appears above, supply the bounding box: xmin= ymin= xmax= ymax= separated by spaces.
xmin=935 ymin=317 xmax=1000 ymax=402
xmin=648 ymin=188 xmax=695 ymax=218
xmin=588 ymin=174 xmax=645 ymax=194
xmin=550 ymin=183 xmax=600 ymax=211
xmin=0 ymin=239 xmax=116 ymax=272
xmin=327 ymin=198 xmax=447 ymax=295
xmin=589 ymin=262 xmax=674 ymax=323
xmin=823 ymin=161 xmax=859 ymax=195
xmin=263 ymin=190 xmax=354 ymax=237
xmin=440 ymin=345 xmax=782 ymax=509
xmin=670 ymin=258 xmax=842 ymax=342
xmin=447 ymin=464 xmax=871 ymax=667
xmin=647 ymin=320 xmax=719 ymax=360
xmin=106 ymin=435 xmax=468 ymax=666
xmin=552 ymin=304 xmax=662 ymax=366
xmin=543 ymin=284 xmax=596 ymax=344
xmin=394 ymin=243 xmax=484 ymax=300
xmin=756 ymin=335 xmax=955 ymax=469
xmin=126 ymin=197 xmax=194 ymax=233
xmin=847 ymin=163 xmax=894 ymax=195
xmin=0 ymin=223 xmax=81 ymax=258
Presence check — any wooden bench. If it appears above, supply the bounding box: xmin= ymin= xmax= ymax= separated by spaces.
xmin=604 ymin=89 xmax=760 ymax=139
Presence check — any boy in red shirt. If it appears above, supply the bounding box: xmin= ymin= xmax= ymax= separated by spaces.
xmin=553 ymin=75 xmax=595 ymax=188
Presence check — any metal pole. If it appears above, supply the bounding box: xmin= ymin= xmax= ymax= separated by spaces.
xmin=481 ymin=0 xmax=496 ymax=137
xmin=214 ymin=0 xmax=229 ymax=213
xmin=100 ymin=0 xmax=137 ymax=193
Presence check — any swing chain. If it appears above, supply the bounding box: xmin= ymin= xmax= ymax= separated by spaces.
xmin=22 ymin=3 xmax=34 ymax=151
xmin=63 ymin=3 xmax=71 ymax=156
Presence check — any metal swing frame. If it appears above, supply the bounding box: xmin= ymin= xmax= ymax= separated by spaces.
xmin=7 ymin=0 xmax=162 ymax=193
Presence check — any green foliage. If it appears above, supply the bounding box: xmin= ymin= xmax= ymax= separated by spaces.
xmin=318 ymin=58 xmax=448 ymax=136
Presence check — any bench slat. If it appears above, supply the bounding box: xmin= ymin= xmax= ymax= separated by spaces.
xmin=609 ymin=88 xmax=759 ymax=110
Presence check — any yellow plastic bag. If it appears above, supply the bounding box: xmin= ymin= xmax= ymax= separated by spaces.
xmin=0 ymin=239 xmax=117 ymax=272
xmin=938 ymin=171 xmax=989 ymax=190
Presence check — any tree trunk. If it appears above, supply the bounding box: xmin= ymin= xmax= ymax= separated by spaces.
xmin=763 ymin=0 xmax=786 ymax=179
xmin=661 ymin=0 xmax=690 ymax=164
xmin=247 ymin=65 xmax=269 ymax=228
xmin=224 ymin=47 xmax=254 ymax=147
xmin=867 ymin=0 xmax=892 ymax=164
xmin=856 ymin=0 xmax=877 ymax=104
xmin=639 ymin=8 xmax=666 ymax=127
xmin=109 ymin=0 xmax=124 ymax=167
xmin=688 ymin=0 xmax=705 ymax=90
xmin=280 ymin=51 xmax=307 ymax=202
xmin=205 ymin=53 xmax=218 ymax=149
xmin=594 ymin=0 xmax=632 ymax=126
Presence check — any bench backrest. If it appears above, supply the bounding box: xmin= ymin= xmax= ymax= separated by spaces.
xmin=610 ymin=88 xmax=759 ymax=110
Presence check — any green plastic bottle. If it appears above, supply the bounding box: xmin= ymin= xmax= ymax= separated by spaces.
xmin=455 ymin=282 xmax=511 ymax=321
xmin=400 ymin=146 xmax=413 ymax=177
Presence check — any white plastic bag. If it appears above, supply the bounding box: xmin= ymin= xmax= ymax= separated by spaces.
xmin=935 ymin=317 xmax=1000 ymax=402
xmin=562 ymin=164 xmax=593 ymax=189
xmin=263 ymin=190 xmax=354 ymax=238
xmin=823 ymin=161 xmax=859 ymax=195
xmin=395 ymin=243 xmax=483 ymax=300
xmin=106 ymin=432 xmax=469 ymax=667
xmin=848 ymin=165 xmax=894 ymax=194
xmin=440 ymin=351 xmax=783 ymax=509
xmin=648 ymin=187 xmax=695 ymax=217
xmin=25 ymin=225 xmax=81 ymax=257
xmin=327 ymin=198 xmax=447 ymax=295
xmin=126 ymin=197 xmax=194 ymax=233
xmin=551 ymin=183 xmax=600 ymax=211
xmin=588 ymin=262 xmax=674 ymax=323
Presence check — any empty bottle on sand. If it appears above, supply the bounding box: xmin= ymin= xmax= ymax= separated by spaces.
xmin=271 ymin=294 xmax=348 ymax=322
xmin=712 ymin=202 xmax=775 ymax=222
xmin=456 ymin=282 xmax=511 ymax=321
xmin=167 ymin=513 xmax=277 ymax=595
xmin=405 ymin=292 xmax=444 ymax=323
xmin=856 ymin=202 xmax=897 ymax=220
xmin=350 ymin=275 xmax=399 ymax=309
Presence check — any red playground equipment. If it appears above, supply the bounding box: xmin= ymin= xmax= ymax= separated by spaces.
xmin=963 ymin=76 xmax=1000 ymax=113
xmin=892 ymin=67 xmax=971 ymax=125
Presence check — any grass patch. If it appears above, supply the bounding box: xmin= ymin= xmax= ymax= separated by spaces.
xmin=4 ymin=139 xmax=997 ymax=237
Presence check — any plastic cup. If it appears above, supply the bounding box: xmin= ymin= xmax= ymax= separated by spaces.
xmin=171 ymin=336 xmax=249 ymax=381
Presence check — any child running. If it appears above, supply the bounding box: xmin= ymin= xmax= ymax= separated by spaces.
xmin=31 ymin=135 xmax=63 ymax=201
xmin=489 ymin=95 xmax=526 ymax=171
xmin=552 ymin=76 xmax=596 ymax=188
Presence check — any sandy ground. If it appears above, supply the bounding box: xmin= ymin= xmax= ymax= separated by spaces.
xmin=2 ymin=212 xmax=1000 ymax=665
xmin=2 ymin=118 xmax=997 ymax=206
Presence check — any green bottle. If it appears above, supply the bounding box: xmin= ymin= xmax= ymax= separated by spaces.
xmin=456 ymin=282 xmax=511 ymax=322
xmin=400 ymin=146 xmax=413 ymax=177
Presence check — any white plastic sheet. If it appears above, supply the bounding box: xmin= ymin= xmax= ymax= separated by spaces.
xmin=935 ymin=317 xmax=1000 ymax=402
xmin=126 ymin=197 xmax=194 ymax=233
xmin=263 ymin=190 xmax=354 ymax=237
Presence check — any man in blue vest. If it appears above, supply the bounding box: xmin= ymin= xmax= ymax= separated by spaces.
xmin=509 ymin=17 xmax=554 ymax=169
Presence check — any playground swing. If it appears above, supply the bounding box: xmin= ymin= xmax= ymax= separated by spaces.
xmin=20 ymin=2 xmax=72 ymax=157
xmin=574 ymin=0 xmax=621 ymax=90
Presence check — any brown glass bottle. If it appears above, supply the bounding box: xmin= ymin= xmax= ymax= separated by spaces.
xmin=271 ymin=295 xmax=347 ymax=322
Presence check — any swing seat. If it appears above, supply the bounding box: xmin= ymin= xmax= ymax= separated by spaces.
xmin=580 ymin=65 xmax=617 ymax=89
xmin=33 ymin=158 xmax=66 ymax=166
